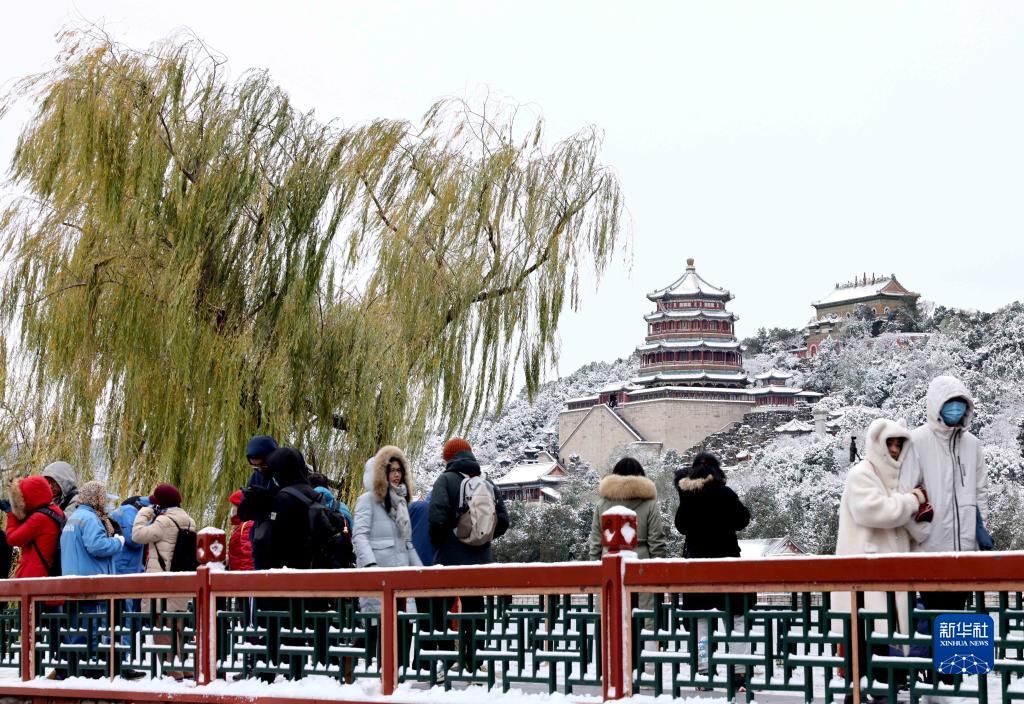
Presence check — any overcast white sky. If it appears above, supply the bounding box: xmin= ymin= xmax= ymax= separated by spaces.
xmin=3 ymin=2 xmax=1023 ymax=379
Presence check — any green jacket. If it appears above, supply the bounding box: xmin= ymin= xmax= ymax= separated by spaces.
xmin=588 ymin=473 xmax=667 ymax=560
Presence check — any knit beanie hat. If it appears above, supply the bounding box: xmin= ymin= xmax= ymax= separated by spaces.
xmin=228 ymin=489 xmax=244 ymax=506
xmin=245 ymin=435 xmax=278 ymax=461
xmin=150 ymin=483 xmax=183 ymax=508
xmin=442 ymin=437 xmax=472 ymax=462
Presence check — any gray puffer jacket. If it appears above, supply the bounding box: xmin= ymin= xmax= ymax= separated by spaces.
xmin=353 ymin=447 xmax=422 ymax=612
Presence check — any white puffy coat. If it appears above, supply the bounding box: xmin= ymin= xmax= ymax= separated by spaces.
xmin=352 ymin=449 xmax=422 ymax=613
xmin=833 ymin=418 xmax=922 ymax=637
xmin=898 ymin=375 xmax=989 ymax=553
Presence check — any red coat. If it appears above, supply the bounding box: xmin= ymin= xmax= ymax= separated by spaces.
xmin=6 ymin=476 xmax=64 ymax=578
xmin=228 ymin=518 xmax=254 ymax=571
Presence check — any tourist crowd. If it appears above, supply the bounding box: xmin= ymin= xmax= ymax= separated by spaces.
xmin=0 ymin=375 xmax=991 ymax=700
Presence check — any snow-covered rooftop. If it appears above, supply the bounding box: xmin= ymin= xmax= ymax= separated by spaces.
xmin=813 ymin=275 xmax=919 ymax=308
xmin=637 ymin=339 xmax=741 ymax=351
xmin=644 ymin=308 xmax=734 ymax=321
xmin=647 ymin=258 xmax=732 ymax=301
xmin=747 ymin=386 xmax=801 ymax=396
xmin=494 ymin=461 xmax=564 ymax=486
xmin=633 ymin=370 xmax=748 ymax=383
xmin=775 ymin=419 xmax=815 ymax=433
xmin=754 ymin=368 xmax=794 ymax=380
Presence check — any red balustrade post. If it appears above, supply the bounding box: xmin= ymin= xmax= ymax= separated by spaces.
xmin=380 ymin=586 xmax=398 ymax=696
xmin=195 ymin=528 xmax=224 ymax=684
xmin=600 ymin=507 xmax=638 ymax=700
xmin=194 ymin=566 xmax=215 ymax=684
xmin=19 ymin=592 xmax=32 ymax=682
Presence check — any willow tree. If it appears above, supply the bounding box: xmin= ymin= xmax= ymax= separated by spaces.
xmin=0 ymin=31 xmax=624 ymax=517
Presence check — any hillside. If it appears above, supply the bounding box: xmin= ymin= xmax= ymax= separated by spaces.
xmin=417 ymin=301 xmax=1024 ymax=559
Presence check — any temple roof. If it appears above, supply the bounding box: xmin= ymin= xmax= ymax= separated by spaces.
xmin=754 ymin=368 xmax=794 ymax=380
xmin=638 ymin=338 xmax=741 ymax=352
xmin=644 ymin=308 xmax=735 ymax=322
xmin=647 ymin=258 xmax=732 ymax=301
xmin=627 ymin=384 xmax=751 ymax=398
xmin=633 ymin=370 xmax=749 ymax=384
xmin=493 ymin=461 xmax=565 ymax=487
xmin=776 ymin=419 xmax=815 ymax=433
xmin=813 ymin=274 xmax=919 ymax=308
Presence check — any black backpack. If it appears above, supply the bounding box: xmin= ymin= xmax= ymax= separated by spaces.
xmin=30 ymin=506 xmax=65 ymax=577
xmin=281 ymin=487 xmax=355 ymax=569
xmin=155 ymin=514 xmax=199 ymax=572
xmin=0 ymin=531 xmax=12 ymax=579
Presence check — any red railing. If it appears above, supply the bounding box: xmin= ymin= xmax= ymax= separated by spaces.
xmin=0 ymin=552 xmax=1021 ymax=702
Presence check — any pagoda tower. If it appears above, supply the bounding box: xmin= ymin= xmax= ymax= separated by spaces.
xmin=634 ymin=258 xmax=748 ymax=388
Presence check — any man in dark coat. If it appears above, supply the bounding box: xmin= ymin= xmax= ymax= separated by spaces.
xmin=251 ymin=446 xmax=318 ymax=682
xmin=260 ymin=448 xmax=317 ymax=570
xmin=428 ymin=438 xmax=509 ymax=673
xmin=428 ymin=439 xmax=509 ymax=566
xmin=237 ymin=435 xmax=278 ymax=570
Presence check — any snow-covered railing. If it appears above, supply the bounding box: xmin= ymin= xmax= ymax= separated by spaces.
xmin=0 ymin=552 xmax=1021 ymax=703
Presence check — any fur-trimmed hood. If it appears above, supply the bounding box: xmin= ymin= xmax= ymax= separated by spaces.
xmin=371 ymin=445 xmax=415 ymax=501
xmin=598 ymin=473 xmax=656 ymax=502
xmin=10 ymin=475 xmax=54 ymax=519
xmin=678 ymin=474 xmax=722 ymax=492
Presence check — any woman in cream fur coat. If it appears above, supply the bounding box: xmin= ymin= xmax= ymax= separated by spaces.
xmin=834 ymin=417 xmax=928 ymax=702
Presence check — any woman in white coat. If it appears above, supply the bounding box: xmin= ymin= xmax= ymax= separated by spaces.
xmin=353 ymin=445 xmax=422 ymax=667
xmin=834 ymin=417 xmax=929 ymax=704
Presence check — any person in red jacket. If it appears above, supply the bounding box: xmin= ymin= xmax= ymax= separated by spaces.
xmin=5 ymin=475 xmax=65 ymax=578
xmin=227 ymin=490 xmax=254 ymax=571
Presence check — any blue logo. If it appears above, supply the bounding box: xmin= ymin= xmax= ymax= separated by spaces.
xmin=933 ymin=614 xmax=994 ymax=675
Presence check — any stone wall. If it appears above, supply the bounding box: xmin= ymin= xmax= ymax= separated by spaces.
xmin=559 ymin=397 xmax=755 ymax=471
xmin=558 ymin=405 xmax=642 ymax=472
xmin=677 ymin=405 xmax=814 ymax=467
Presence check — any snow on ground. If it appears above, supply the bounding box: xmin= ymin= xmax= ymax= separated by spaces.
xmin=0 ymin=674 xmax=728 ymax=704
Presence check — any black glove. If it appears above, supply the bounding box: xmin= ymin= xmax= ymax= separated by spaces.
xmin=0 ymin=499 xmax=11 ymax=514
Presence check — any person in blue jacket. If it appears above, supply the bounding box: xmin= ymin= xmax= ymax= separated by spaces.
xmin=110 ymin=496 xmax=150 ymax=658
xmin=110 ymin=496 xmax=149 ymax=575
xmin=60 ymin=480 xmax=124 ymax=674
xmin=309 ymin=472 xmax=354 ymax=528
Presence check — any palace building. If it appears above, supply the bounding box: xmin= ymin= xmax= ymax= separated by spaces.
xmin=803 ymin=274 xmax=920 ymax=356
xmin=559 ymin=259 xmax=819 ymax=471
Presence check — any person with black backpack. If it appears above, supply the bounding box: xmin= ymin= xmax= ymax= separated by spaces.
xmin=4 ymin=475 xmax=65 ymax=578
xmin=132 ymin=483 xmax=197 ymax=678
xmin=248 ymin=447 xmax=322 ymax=681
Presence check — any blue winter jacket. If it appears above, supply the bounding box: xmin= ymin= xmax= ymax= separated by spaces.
xmin=110 ymin=500 xmax=149 ymax=575
xmin=60 ymin=505 xmax=123 ymax=576
xmin=409 ymin=492 xmax=434 ymax=566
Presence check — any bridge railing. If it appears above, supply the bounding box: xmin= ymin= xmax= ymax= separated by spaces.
xmin=0 ymin=553 xmax=1021 ymax=702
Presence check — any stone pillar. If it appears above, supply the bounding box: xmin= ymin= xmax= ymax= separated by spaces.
xmin=813 ymin=404 xmax=828 ymax=436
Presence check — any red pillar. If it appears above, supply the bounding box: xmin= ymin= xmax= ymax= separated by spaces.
xmin=195 ymin=566 xmax=215 ymax=684
xmin=19 ymin=588 xmax=32 ymax=681
xmin=599 ymin=509 xmax=637 ymax=700
xmin=381 ymin=586 xmax=398 ymax=695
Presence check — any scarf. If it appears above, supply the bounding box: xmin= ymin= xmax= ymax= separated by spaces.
xmin=387 ymin=483 xmax=411 ymax=541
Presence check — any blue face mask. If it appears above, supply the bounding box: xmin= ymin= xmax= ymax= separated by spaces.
xmin=940 ymin=400 xmax=968 ymax=426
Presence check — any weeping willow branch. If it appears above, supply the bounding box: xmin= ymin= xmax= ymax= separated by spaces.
xmin=0 ymin=28 xmax=626 ymax=520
